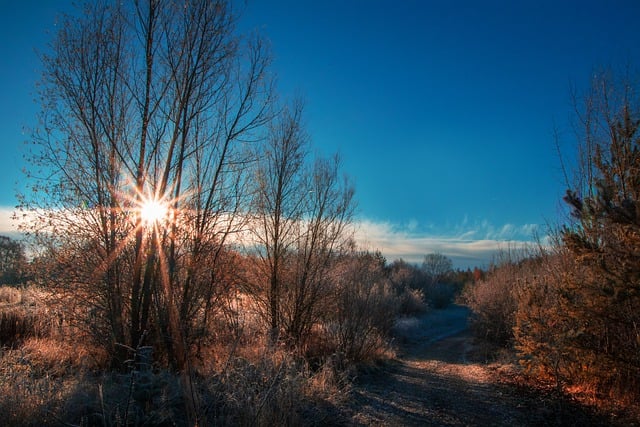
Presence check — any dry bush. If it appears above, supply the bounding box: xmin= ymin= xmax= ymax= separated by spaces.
xmin=514 ymin=246 xmax=640 ymax=406
xmin=462 ymin=270 xmax=518 ymax=346
xmin=462 ymin=248 xmax=538 ymax=347
xmin=324 ymin=253 xmax=400 ymax=363
xmin=396 ymin=286 xmax=427 ymax=316
xmin=512 ymin=249 xmax=569 ymax=382
xmin=0 ymin=286 xmax=22 ymax=304
xmin=385 ymin=259 xmax=428 ymax=318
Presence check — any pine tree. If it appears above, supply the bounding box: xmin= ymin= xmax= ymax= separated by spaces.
xmin=559 ymin=77 xmax=640 ymax=396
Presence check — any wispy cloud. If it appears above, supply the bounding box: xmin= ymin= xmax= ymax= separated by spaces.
xmin=354 ymin=218 xmax=543 ymax=268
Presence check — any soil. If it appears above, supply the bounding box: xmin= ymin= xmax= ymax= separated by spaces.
xmin=336 ymin=305 xmax=634 ymax=426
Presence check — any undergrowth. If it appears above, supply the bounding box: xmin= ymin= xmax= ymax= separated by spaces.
xmin=0 ymin=284 xmax=399 ymax=425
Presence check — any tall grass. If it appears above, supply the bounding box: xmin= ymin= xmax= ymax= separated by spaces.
xmin=0 ymin=338 xmax=351 ymax=425
xmin=0 ymin=284 xmax=356 ymax=425
xmin=0 ymin=249 xmax=415 ymax=426
xmin=0 ymin=286 xmax=55 ymax=346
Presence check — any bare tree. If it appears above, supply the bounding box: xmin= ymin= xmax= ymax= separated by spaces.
xmin=20 ymin=0 xmax=273 ymax=376
xmin=251 ymin=100 xmax=307 ymax=343
xmin=422 ymin=252 xmax=453 ymax=286
xmin=282 ymin=154 xmax=355 ymax=346
xmin=249 ymin=102 xmax=355 ymax=347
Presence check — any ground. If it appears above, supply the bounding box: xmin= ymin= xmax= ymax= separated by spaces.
xmin=337 ymin=306 xmax=633 ymax=426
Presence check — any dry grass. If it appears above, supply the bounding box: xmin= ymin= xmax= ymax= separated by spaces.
xmin=0 ymin=340 xmax=93 ymax=426
xmin=0 ymin=325 xmax=352 ymax=426
xmin=0 ymin=286 xmax=23 ymax=304
xmin=0 ymin=286 xmax=56 ymax=347
xmin=191 ymin=325 xmax=352 ymax=425
xmin=1 ymin=344 xmax=285 ymax=425
xmin=20 ymin=337 xmax=108 ymax=375
xmin=0 ymin=309 xmax=42 ymax=345
xmin=0 ymin=282 xmax=397 ymax=425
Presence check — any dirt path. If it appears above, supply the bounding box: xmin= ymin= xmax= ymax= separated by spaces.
xmin=340 ymin=306 xmax=617 ymax=426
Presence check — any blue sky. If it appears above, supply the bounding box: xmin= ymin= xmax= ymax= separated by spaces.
xmin=1 ymin=0 xmax=639 ymax=267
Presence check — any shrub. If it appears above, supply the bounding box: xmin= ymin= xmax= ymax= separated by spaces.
xmin=463 ymin=271 xmax=517 ymax=346
xmin=397 ymin=286 xmax=427 ymax=315
xmin=512 ymin=250 xmax=571 ymax=380
xmin=515 ymin=244 xmax=640 ymax=403
xmin=387 ymin=259 xmax=428 ymax=314
xmin=513 ymin=72 xmax=640 ymax=404
xmin=326 ymin=253 xmax=399 ymax=363
xmin=0 ymin=286 xmax=22 ymax=304
xmin=462 ymin=249 xmax=537 ymax=347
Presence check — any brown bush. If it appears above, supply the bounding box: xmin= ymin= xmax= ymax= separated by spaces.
xmin=0 ymin=286 xmax=22 ymax=304
xmin=514 ymin=244 xmax=640 ymax=404
xmin=0 ymin=310 xmax=43 ymax=346
xmin=324 ymin=253 xmax=399 ymax=363
xmin=462 ymin=247 xmax=543 ymax=348
xmin=511 ymin=71 xmax=640 ymax=405
xmin=462 ymin=266 xmax=518 ymax=346
xmin=397 ymin=286 xmax=427 ymax=315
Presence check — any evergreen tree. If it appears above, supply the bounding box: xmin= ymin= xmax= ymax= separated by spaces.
xmin=561 ymin=97 xmax=640 ymax=394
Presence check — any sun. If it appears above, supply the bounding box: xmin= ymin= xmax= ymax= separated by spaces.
xmin=140 ymin=198 xmax=168 ymax=225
